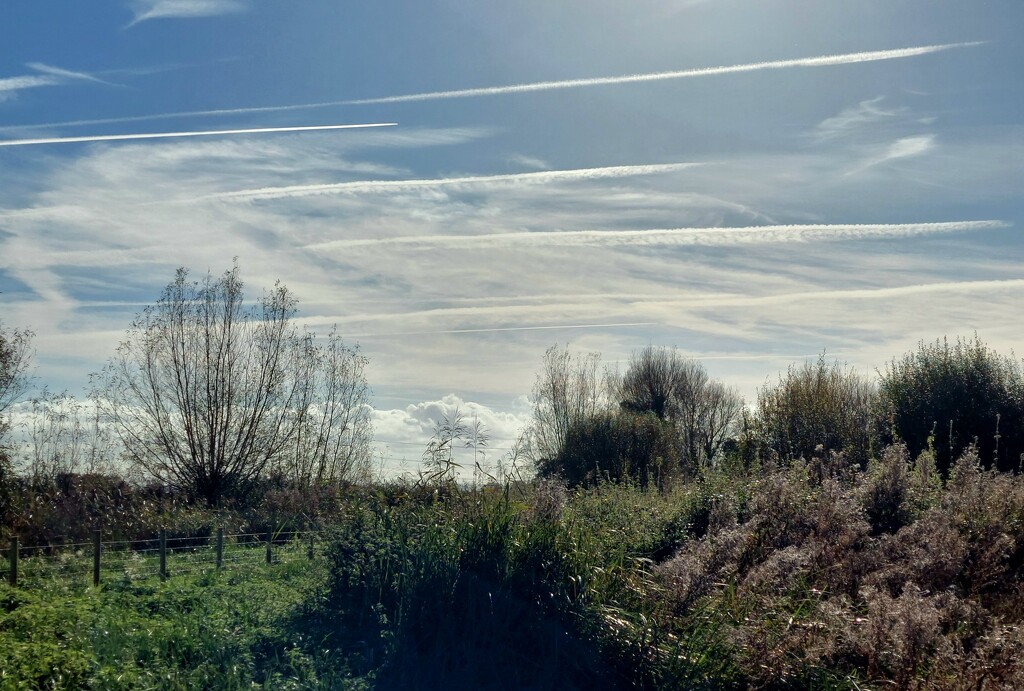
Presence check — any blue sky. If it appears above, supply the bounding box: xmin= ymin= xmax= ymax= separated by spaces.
xmin=1 ymin=1 xmax=1022 ymax=469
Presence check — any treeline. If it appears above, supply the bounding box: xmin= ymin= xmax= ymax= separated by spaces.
xmin=527 ymin=336 xmax=1024 ymax=488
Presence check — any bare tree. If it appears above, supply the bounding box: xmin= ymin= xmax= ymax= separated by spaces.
xmin=0 ymin=322 xmax=33 ymax=479
xmin=0 ymin=322 xmax=33 ymax=440
xmin=615 ymin=346 xmax=743 ymax=469
xmin=280 ymin=329 xmax=372 ymax=487
xmin=92 ymin=263 xmax=372 ymax=503
xmin=20 ymin=392 xmax=120 ymax=482
xmin=528 ymin=345 xmax=605 ymax=464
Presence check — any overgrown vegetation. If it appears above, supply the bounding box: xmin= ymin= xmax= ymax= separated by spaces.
xmin=877 ymin=335 xmax=1024 ymax=474
xmin=4 ymin=302 xmax=1024 ymax=688
xmin=4 ymin=456 xmax=1023 ymax=689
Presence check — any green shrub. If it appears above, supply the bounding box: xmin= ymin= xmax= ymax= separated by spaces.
xmin=538 ymin=410 xmax=679 ymax=488
xmin=878 ymin=335 xmax=1024 ymax=474
xmin=325 ymin=495 xmax=617 ymax=689
xmin=753 ymin=355 xmax=877 ymax=469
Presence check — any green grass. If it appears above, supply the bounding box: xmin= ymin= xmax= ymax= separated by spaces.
xmin=0 ymin=548 xmax=362 ymax=690
xmin=4 ymin=456 xmax=1024 ymax=689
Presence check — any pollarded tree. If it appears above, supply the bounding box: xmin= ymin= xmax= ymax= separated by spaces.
xmin=615 ymin=346 xmax=743 ymax=471
xmin=92 ymin=263 xmax=372 ymax=503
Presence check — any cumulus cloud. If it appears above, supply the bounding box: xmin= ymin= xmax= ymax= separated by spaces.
xmin=370 ymin=394 xmax=531 ymax=478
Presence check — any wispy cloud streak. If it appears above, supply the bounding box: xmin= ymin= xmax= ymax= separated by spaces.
xmin=127 ymin=0 xmax=249 ymax=27
xmin=0 ymin=122 xmax=397 ymax=147
xmin=0 ymin=43 xmax=981 ymax=132
xmin=350 ymin=322 xmax=659 ymax=339
xmin=0 ymin=64 xmax=118 ymax=103
xmin=25 ymin=63 xmax=113 ymax=86
xmin=344 ymin=43 xmax=982 ymax=105
xmin=0 ymin=75 xmax=60 ymax=100
xmin=204 ymin=163 xmax=702 ymax=201
xmin=846 ymin=135 xmax=937 ymax=175
xmin=308 ymin=221 xmax=1006 ymax=252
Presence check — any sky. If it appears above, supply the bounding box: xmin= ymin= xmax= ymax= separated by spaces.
xmin=1 ymin=1 xmax=1022 ymax=473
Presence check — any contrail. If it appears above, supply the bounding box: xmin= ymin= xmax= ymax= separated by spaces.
xmin=349 ymin=322 xmax=659 ymax=338
xmin=0 ymin=42 xmax=981 ymax=132
xmin=204 ymin=162 xmax=703 ymax=201
xmin=307 ymin=221 xmax=1007 ymax=252
xmin=345 ymin=42 xmax=983 ymax=105
xmin=0 ymin=122 xmax=397 ymax=147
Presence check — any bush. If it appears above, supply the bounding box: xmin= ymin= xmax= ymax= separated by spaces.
xmin=753 ymin=355 xmax=877 ymax=468
xmin=537 ymin=410 xmax=679 ymax=488
xmin=325 ymin=494 xmax=617 ymax=689
xmin=878 ymin=335 xmax=1024 ymax=474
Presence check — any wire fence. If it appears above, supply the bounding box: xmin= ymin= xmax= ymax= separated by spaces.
xmin=4 ymin=529 xmax=324 ymax=589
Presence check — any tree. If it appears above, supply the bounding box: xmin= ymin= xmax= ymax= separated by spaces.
xmin=527 ymin=345 xmax=605 ymax=466
xmin=877 ymin=336 xmax=1024 ymax=474
xmin=92 ymin=263 xmax=372 ymax=503
xmin=0 ymin=321 xmax=33 ymax=441
xmin=21 ymin=391 xmax=120 ymax=483
xmin=614 ymin=346 xmax=743 ymax=471
xmin=0 ymin=321 xmax=33 ymax=494
xmin=753 ymin=355 xmax=877 ymax=468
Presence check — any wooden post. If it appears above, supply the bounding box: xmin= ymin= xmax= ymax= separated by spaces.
xmin=265 ymin=530 xmax=272 ymax=564
xmin=307 ymin=532 xmax=314 ymax=560
xmin=8 ymin=537 xmax=16 ymax=587
xmin=159 ymin=530 xmax=167 ymax=581
xmin=92 ymin=530 xmax=101 ymax=587
xmin=216 ymin=528 xmax=224 ymax=570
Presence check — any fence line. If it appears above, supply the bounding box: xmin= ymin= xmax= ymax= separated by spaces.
xmin=4 ymin=528 xmax=324 ymax=588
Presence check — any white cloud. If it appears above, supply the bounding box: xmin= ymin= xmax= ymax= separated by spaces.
xmin=308 ymin=221 xmax=1004 ymax=252
xmin=203 ymin=162 xmax=703 ymax=202
xmin=370 ymin=394 xmax=531 ymax=478
xmin=846 ymin=134 xmax=937 ymax=175
xmin=127 ymin=0 xmax=249 ymax=26
xmin=25 ymin=63 xmax=112 ymax=86
xmin=0 ymin=75 xmax=59 ymax=102
xmin=0 ymin=122 xmax=396 ymax=148
xmin=814 ymin=97 xmax=904 ymax=142
xmin=1 ymin=122 xmax=1021 ymax=414
xmin=0 ymin=63 xmax=112 ymax=103
xmin=343 ymin=43 xmax=981 ymax=105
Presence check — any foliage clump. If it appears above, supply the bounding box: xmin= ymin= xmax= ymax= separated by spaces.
xmin=878 ymin=335 xmax=1024 ymax=474
xmin=752 ymin=354 xmax=877 ymax=469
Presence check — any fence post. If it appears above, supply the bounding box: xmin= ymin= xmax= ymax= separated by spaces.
xmin=216 ymin=528 xmax=224 ymax=570
xmin=159 ymin=530 xmax=167 ymax=581
xmin=265 ymin=530 xmax=272 ymax=565
xmin=8 ymin=537 xmax=16 ymax=587
xmin=93 ymin=530 xmax=101 ymax=587
xmin=307 ymin=532 xmax=314 ymax=560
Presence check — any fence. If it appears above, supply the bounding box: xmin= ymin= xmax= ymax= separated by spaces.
xmin=5 ymin=529 xmax=321 ymax=588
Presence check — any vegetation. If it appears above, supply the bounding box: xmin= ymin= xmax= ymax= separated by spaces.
xmin=5 ymin=292 xmax=1024 ymax=688
xmin=91 ymin=263 xmax=372 ymax=504
xmin=4 ymin=455 xmax=1024 ymax=689
xmin=752 ymin=354 xmax=876 ymax=469
xmin=878 ymin=335 xmax=1024 ymax=474
xmin=533 ymin=345 xmax=742 ymax=487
